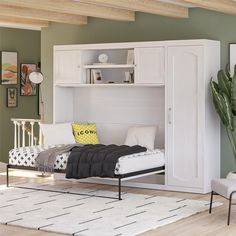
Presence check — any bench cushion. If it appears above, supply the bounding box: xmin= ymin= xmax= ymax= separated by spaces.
xmin=212 ymin=179 xmax=236 ymax=199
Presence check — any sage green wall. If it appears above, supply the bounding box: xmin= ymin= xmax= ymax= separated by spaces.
xmin=0 ymin=27 xmax=40 ymax=163
xmin=41 ymin=8 xmax=236 ymax=177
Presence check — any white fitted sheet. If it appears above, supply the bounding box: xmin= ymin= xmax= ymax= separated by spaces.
xmin=9 ymin=145 xmax=165 ymax=175
xmin=114 ymin=149 xmax=164 ymax=174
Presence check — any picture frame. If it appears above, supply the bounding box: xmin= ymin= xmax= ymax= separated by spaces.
xmin=92 ymin=69 xmax=103 ymax=84
xmin=127 ymin=50 xmax=134 ymax=65
xmin=20 ymin=63 xmax=37 ymax=96
xmin=229 ymin=43 xmax=236 ymax=75
xmin=7 ymin=87 xmax=17 ymax=108
xmin=1 ymin=51 xmax=18 ymax=85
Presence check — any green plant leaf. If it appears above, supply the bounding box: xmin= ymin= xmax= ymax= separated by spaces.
xmin=222 ymin=92 xmax=234 ymax=131
xmin=217 ymin=69 xmax=231 ymax=100
xmin=211 ymin=66 xmax=236 ymax=162
xmin=226 ymin=128 xmax=236 ymax=162
xmin=225 ymin=63 xmax=232 ymax=81
xmin=210 ymin=79 xmax=229 ymax=127
xmin=231 ymin=64 xmax=236 ymax=116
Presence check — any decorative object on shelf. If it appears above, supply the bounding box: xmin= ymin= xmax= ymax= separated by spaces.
xmin=98 ymin=53 xmax=108 ymax=63
xmin=20 ymin=63 xmax=37 ymax=96
xmin=29 ymin=70 xmax=44 ymax=122
xmin=124 ymin=71 xmax=131 ymax=83
xmin=92 ymin=69 xmax=103 ymax=84
xmin=127 ymin=49 xmax=134 ymax=65
xmin=210 ymin=64 xmax=236 ymax=164
xmin=130 ymin=71 xmax=134 ymax=83
xmin=6 ymin=87 xmax=17 ymax=108
xmin=1 ymin=51 xmax=18 ymax=85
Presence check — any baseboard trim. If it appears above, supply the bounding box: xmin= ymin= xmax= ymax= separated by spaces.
xmin=0 ymin=162 xmax=7 ymax=169
xmin=0 ymin=162 xmax=7 ymax=168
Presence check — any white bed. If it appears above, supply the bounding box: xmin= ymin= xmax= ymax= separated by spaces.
xmin=9 ymin=145 xmax=164 ymax=175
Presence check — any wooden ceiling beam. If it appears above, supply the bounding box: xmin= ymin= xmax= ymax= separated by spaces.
xmin=0 ymin=0 xmax=135 ymax=21
xmin=0 ymin=5 xmax=87 ymax=25
xmin=79 ymin=0 xmax=189 ymax=18
xmin=182 ymin=0 xmax=236 ymax=15
xmin=0 ymin=15 xmax=48 ymax=28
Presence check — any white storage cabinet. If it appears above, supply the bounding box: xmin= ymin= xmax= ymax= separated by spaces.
xmin=166 ymin=42 xmax=220 ymax=193
xmin=53 ymin=40 xmax=220 ymax=194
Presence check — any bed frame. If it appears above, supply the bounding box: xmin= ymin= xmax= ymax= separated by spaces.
xmin=8 ymin=119 xmax=165 ymax=200
xmin=6 ymin=164 xmax=165 ymax=200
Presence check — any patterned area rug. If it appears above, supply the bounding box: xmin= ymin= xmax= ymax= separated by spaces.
xmin=0 ymin=183 xmax=221 ymax=236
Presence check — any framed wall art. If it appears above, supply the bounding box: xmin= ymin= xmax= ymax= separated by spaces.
xmin=20 ymin=63 xmax=37 ymax=96
xmin=92 ymin=69 xmax=103 ymax=84
xmin=229 ymin=43 xmax=236 ymax=76
xmin=7 ymin=87 xmax=17 ymax=108
xmin=127 ymin=49 xmax=134 ymax=65
xmin=1 ymin=51 xmax=18 ymax=85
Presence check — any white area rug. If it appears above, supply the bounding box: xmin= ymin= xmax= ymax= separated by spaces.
xmin=0 ymin=183 xmax=221 ymax=236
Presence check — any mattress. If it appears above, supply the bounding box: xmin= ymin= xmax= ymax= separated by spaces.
xmin=9 ymin=145 xmax=165 ymax=175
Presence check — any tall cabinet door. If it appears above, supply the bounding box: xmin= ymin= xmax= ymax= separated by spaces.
xmin=134 ymin=47 xmax=165 ymax=84
xmin=167 ymin=45 xmax=204 ymax=189
xmin=54 ymin=50 xmax=82 ymax=84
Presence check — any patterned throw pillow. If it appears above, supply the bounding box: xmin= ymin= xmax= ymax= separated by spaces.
xmin=72 ymin=123 xmax=99 ymax=144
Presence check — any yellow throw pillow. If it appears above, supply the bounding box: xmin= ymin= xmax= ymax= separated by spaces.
xmin=72 ymin=123 xmax=99 ymax=144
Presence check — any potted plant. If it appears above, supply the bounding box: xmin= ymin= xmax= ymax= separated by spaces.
xmin=210 ymin=65 xmax=236 ymax=178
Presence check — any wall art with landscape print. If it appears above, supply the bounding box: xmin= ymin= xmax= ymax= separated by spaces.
xmin=1 ymin=51 xmax=18 ymax=85
xmin=20 ymin=63 xmax=37 ymax=96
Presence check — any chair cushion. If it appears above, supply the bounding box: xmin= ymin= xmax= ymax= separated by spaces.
xmin=211 ymin=179 xmax=236 ymax=199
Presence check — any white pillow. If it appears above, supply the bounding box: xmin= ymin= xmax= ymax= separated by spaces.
xmin=124 ymin=126 xmax=157 ymax=150
xmin=40 ymin=123 xmax=75 ymax=145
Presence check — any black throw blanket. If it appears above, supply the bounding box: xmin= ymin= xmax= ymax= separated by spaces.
xmin=65 ymin=144 xmax=147 ymax=179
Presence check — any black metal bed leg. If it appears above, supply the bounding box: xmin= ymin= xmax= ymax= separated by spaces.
xmin=209 ymin=191 xmax=214 ymax=214
xmin=227 ymin=191 xmax=236 ymax=226
xmin=228 ymin=195 xmax=232 ymax=225
xmin=118 ymin=176 xmax=122 ymax=200
xmin=6 ymin=164 xmax=9 ymax=187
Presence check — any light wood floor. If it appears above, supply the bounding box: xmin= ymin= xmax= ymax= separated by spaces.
xmin=0 ymin=169 xmax=235 ymax=236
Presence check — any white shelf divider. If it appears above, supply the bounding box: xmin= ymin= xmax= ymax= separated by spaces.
xmin=83 ymin=64 xmax=135 ymax=69
xmin=55 ymin=83 xmax=164 ymax=88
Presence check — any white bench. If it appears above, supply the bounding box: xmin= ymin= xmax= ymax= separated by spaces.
xmin=210 ymin=179 xmax=236 ymax=225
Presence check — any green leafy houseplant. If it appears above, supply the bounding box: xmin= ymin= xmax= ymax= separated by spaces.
xmin=210 ymin=65 xmax=236 ymax=161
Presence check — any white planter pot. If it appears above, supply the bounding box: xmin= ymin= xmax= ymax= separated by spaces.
xmin=227 ymin=171 xmax=236 ymax=179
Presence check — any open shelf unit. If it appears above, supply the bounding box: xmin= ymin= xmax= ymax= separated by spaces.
xmin=54 ymin=43 xmax=165 ymax=86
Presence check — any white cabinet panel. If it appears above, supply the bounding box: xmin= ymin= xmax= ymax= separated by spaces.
xmin=54 ymin=50 xmax=82 ymax=84
xmin=135 ymin=47 xmax=164 ymax=84
xmin=167 ymin=46 xmax=204 ymax=189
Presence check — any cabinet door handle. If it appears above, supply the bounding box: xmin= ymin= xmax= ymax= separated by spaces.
xmin=168 ymin=107 xmax=172 ymax=124
xmin=77 ymin=65 xmax=81 ymax=68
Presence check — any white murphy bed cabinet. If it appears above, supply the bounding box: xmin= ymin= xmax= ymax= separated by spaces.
xmin=53 ymin=40 xmax=220 ymax=194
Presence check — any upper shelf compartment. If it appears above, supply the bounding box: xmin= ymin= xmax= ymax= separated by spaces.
xmin=54 ymin=44 xmax=165 ymax=86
